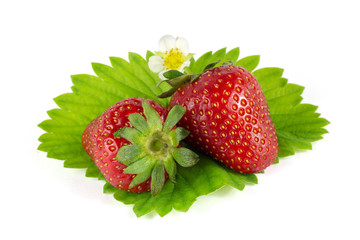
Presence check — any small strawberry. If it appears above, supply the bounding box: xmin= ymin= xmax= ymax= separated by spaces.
xmin=82 ymin=97 xmax=199 ymax=196
xmin=158 ymin=62 xmax=279 ymax=173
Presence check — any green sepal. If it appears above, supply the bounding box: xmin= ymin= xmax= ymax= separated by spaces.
xmin=222 ymin=60 xmax=234 ymax=65
xmin=123 ymin=157 xmax=153 ymax=175
xmin=163 ymin=69 xmax=184 ymax=80
xmin=128 ymin=113 xmax=150 ymax=135
xmin=155 ymin=79 xmax=169 ymax=90
xmin=171 ymin=147 xmax=200 ymax=167
xmin=164 ymin=156 xmax=177 ymax=183
xmin=167 ymin=74 xmax=192 ymax=87
xmin=163 ymin=105 xmax=186 ymax=133
xmin=116 ymin=144 xmax=143 ymax=165
xmin=127 ymin=156 xmax=155 ymax=189
xmin=190 ymin=73 xmax=201 ymax=83
xmin=129 ymin=167 xmax=153 ymax=189
xmin=151 ymin=162 xmax=166 ymax=196
xmin=203 ymin=60 xmax=221 ymax=71
xmin=114 ymin=127 xmax=143 ymax=145
xmin=157 ymin=74 xmax=192 ymax=98
xmin=142 ymin=98 xmax=162 ymax=131
xmin=169 ymin=127 xmax=189 ymax=146
xmin=157 ymin=86 xmax=182 ymax=99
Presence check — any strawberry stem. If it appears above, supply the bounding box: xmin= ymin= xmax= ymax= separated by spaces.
xmin=157 ymin=60 xmax=223 ymax=98
xmin=114 ymin=98 xmax=199 ymax=196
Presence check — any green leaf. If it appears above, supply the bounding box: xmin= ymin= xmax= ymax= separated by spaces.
xmin=85 ymin=161 xmax=100 ymax=177
xmin=189 ymin=48 xmax=243 ymax=74
xmin=223 ymin=47 xmax=240 ymax=63
xmin=53 ymin=93 xmax=104 ymax=121
xmin=91 ymin=62 xmax=147 ymax=100
xmin=253 ymin=67 xmax=286 ymax=92
xmin=212 ymin=48 xmax=227 ymax=63
xmin=64 ymin=156 xmax=90 ymax=168
xmin=113 ymin=154 xmax=258 ymax=217
xmin=109 ymin=56 xmax=168 ymax=106
xmin=252 ymin=67 xmax=330 ymax=157
xmin=71 ymin=74 xmax=121 ymax=107
xmin=108 ymin=58 xmax=155 ymax=98
xmin=236 ymin=55 xmax=260 ymax=72
xmin=128 ymin=52 xmax=169 ymax=96
xmin=266 ymin=83 xmax=304 ymax=107
xmin=190 ymin=48 xmax=225 ymax=73
xmin=189 ymin=51 xmax=212 ymax=74
xmin=103 ymin=182 xmax=118 ymax=194
xmin=38 ymin=48 xmax=328 ymax=217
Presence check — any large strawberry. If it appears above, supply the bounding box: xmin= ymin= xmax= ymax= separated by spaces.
xmin=158 ymin=63 xmax=278 ymax=173
xmin=82 ymin=97 xmax=199 ymax=196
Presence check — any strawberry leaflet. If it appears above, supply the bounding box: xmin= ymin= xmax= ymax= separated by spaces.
xmin=38 ymin=48 xmax=329 ymax=217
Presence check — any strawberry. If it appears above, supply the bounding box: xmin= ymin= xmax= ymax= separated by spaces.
xmin=159 ymin=63 xmax=278 ymax=173
xmin=82 ymin=97 xmax=199 ymax=196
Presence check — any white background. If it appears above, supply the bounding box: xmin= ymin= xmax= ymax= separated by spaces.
xmin=1 ymin=0 xmax=359 ymax=239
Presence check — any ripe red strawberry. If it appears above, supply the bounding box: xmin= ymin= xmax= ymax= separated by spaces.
xmin=82 ymin=97 xmax=199 ymax=195
xmin=160 ymin=63 xmax=278 ymax=173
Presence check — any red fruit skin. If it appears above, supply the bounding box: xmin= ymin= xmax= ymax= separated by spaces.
xmin=169 ymin=65 xmax=279 ymax=173
xmin=82 ymin=97 xmax=169 ymax=193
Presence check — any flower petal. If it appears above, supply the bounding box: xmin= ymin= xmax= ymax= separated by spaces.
xmin=178 ymin=60 xmax=191 ymax=72
xmin=175 ymin=37 xmax=189 ymax=55
xmin=148 ymin=56 xmax=165 ymax=73
xmin=159 ymin=35 xmax=176 ymax=53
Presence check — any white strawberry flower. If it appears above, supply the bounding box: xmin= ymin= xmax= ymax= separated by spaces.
xmin=148 ymin=35 xmax=194 ymax=79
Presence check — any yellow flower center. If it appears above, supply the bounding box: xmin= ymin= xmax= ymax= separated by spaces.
xmin=164 ymin=48 xmax=184 ymax=70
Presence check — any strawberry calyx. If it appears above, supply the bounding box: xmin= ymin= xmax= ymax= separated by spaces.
xmin=157 ymin=60 xmax=223 ymax=98
xmin=114 ymin=98 xmax=199 ymax=196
